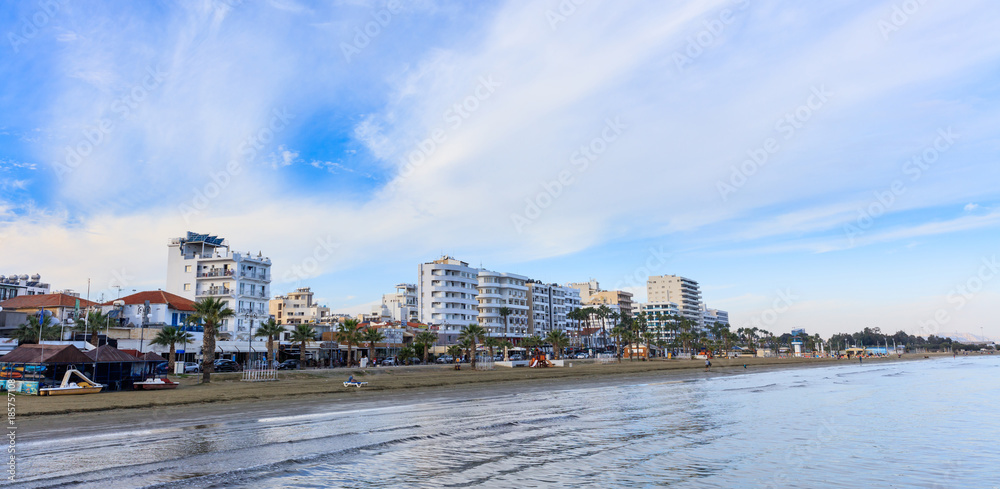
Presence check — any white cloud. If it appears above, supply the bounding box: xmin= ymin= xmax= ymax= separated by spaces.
xmin=964 ymin=203 xmax=980 ymax=212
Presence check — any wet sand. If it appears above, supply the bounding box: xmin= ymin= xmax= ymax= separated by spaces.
xmin=16 ymin=354 xmax=944 ymax=417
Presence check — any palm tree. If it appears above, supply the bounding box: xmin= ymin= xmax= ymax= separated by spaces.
xmin=544 ymin=330 xmax=569 ymax=359
xmin=254 ymin=318 xmax=286 ymax=367
xmin=459 ymin=323 xmax=487 ymax=368
xmin=149 ymin=326 xmax=194 ymax=372
xmin=290 ymin=323 xmax=317 ymax=369
xmin=597 ymin=305 xmax=611 ymax=349
xmin=362 ymin=327 xmax=386 ymax=364
xmin=74 ymin=309 xmax=117 ymax=345
xmin=13 ymin=314 xmax=60 ymax=344
xmin=641 ymin=331 xmax=656 ymax=359
xmin=191 ymin=297 xmax=235 ymax=383
xmin=335 ymin=319 xmax=363 ymax=366
xmin=610 ymin=324 xmax=626 ymax=362
xmin=447 ymin=344 xmax=463 ymax=360
xmin=498 ymin=306 xmax=512 ymax=360
xmin=398 ymin=345 xmax=416 ymax=365
xmin=414 ymin=331 xmax=438 ymax=364
xmin=484 ymin=336 xmax=501 ymax=359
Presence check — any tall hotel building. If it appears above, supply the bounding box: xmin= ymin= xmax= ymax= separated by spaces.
xmin=418 ymin=256 xmax=480 ymax=343
xmin=647 ymin=275 xmax=704 ymax=328
xmin=166 ymin=232 xmax=271 ymax=339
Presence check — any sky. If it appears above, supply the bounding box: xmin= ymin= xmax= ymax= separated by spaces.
xmin=1 ymin=0 xmax=999 ymax=340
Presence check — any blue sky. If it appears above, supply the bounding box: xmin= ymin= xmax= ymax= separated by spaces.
xmin=2 ymin=0 xmax=1000 ymax=340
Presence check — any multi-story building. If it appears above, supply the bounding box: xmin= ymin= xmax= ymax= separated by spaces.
xmin=477 ymin=270 xmax=529 ymax=340
xmin=634 ymin=301 xmax=681 ymax=343
xmin=418 ymin=256 xmax=480 ymax=342
xmin=647 ymin=275 xmax=703 ymax=328
xmin=702 ymin=306 xmax=730 ymax=328
xmin=166 ymin=232 xmax=271 ymax=340
xmin=567 ymin=279 xmax=601 ymax=303
xmin=587 ymin=290 xmax=634 ymax=318
xmin=269 ymin=287 xmax=331 ymax=328
xmin=0 ymin=274 xmax=51 ymax=297
xmin=527 ymin=282 xmax=582 ymax=338
xmin=382 ymin=283 xmax=418 ymax=323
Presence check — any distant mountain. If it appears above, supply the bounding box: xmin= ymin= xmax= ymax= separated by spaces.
xmin=937 ymin=332 xmax=994 ymax=344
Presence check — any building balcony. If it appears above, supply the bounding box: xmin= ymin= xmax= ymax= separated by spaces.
xmin=197 ymin=287 xmax=233 ymax=297
xmin=239 ymin=271 xmax=269 ymax=281
xmin=198 ymin=269 xmax=234 ymax=278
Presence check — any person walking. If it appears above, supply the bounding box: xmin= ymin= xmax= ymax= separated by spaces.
xmin=704 ymin=359 xmax=711 ymax=370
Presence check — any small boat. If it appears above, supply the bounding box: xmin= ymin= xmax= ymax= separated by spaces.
xmin=134 ymin=377 xmax=179 ymax=390
xmin=39 ymin=369 xmax=104 ymax=396
xmin=343 ymin=376 xmax=368 ymax=387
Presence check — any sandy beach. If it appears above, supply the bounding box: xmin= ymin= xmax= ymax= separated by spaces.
xmin=16 ymin=354 xmax=946 ymax=417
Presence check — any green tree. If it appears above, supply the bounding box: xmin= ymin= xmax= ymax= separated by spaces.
xmin=484 ymin=336 xmax=501 ymax=359
xmin=362 ymin=327 xmax=386 ymax=364
xmin=335 ymin=319 xmax=363 ymax=366
xmin=13 ymin=314 xmax=60 ymax=344
xmin=544 ymin=330 xmax=569 ymax=359
xmin=290 ymin=323 xmax=317 ymax=369
xmin=459 ymin=323 xmax=487 ymax=368
xmin=447 ymin=344 xmax=463 ymax=360
xmin=149 ymin=326 xmax=194 ymax=372
xmin=191 ymin=297 xmax=235 ymax=383
xmin=415 ymin=331 xmax=438 ymax=364
xmin=254 ymin=318 xmax=286 ymax=367
xmin=398 ymin=345 xmax=416 ymax=365
xmin=74 ymin=309 xmax=117 ymax=345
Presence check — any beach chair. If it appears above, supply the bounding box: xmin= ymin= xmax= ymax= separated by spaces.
xmin=343 ymin=376 xmax=368 ymax=388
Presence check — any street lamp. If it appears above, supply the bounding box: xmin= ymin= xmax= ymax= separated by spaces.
xmin=243 ymin=308 xmax=259 ymax=367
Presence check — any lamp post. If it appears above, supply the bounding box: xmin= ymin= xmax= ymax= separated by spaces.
xmin=244 ymin=308 xmax=259 ymax=368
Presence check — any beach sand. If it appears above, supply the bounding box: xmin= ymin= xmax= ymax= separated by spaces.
xmin=17 ymin=354 xmax=944 ymax=417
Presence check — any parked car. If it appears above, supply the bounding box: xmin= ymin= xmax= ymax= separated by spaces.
xmin=574 ymin=352 xmax=589 ymax=359
xmin=277 ymin=359 xmax=299 ymax=370
xmin=153 ymin=362 xmax=170 ymax=374
xmin=380 ymin=357 xmax=397 ymax=366
xmin=509 ymin=354 xmax=525 ymax=361
xmin=406 ymin=357 xmax=423 ymax=365
xmin=435 ymin=355 xmax=454 ymax=364
xmin=183 ymin=362 xmax=201 ymax=373
xmin=213 ymin=359 xmax=242 ymax=372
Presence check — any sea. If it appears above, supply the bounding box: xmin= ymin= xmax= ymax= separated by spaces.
xmin=13 ymin=356 xmax=999 ymax=488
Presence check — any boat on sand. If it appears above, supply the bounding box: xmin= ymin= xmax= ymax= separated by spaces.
xmin=39 ymin=369 xmax=104 ymax=396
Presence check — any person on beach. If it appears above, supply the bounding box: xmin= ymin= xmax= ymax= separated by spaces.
xmin=705 ymin=359 xmax=711 ymax=370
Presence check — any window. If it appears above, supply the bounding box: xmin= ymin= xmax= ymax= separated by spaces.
xmin=185 ymin=265 xmax=192 ymax=273
xmin=183 ymin=283 xmax=191 ymax=291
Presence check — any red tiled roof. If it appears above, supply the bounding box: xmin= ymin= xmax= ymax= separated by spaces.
xmin=101 ymin=290 xmax=196 ymax=312
xmin=0 ymin=293 xmax=98 ymax=310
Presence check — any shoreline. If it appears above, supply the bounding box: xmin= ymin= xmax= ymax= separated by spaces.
xmin=16 ymin=353 xmax=950 ymax=417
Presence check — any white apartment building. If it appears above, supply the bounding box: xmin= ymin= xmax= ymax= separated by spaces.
xmin=99 ymin=290 xmax=197 ymax=329
xmin=634 ymin=301 xmax=681 ymax=343
xmin=382 ymin=283 xmax=418 ymax=323
xmin=269 ymin=287 xmax=331 ymax=331
xmin=526 ymin=282 xmax=582 ymax=338
xmin=477 ymin=270 xmax=529 ymax=339
xmin=702 ymin=306 xmax=730 ymax=328
xmin=418 ymin=256 xmax=480 ymax=342
xmin=166 ymin=232 xmax=271 ymax=340
xmin=647 ymin=275 xmax=703 ymax=328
